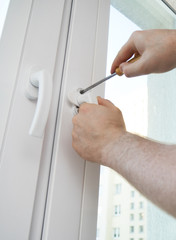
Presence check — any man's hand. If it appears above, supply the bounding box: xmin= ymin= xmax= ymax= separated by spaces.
xmin=111 ymin=29 xmax=176 ymax=77
xmin=72 ymin=96 xmax=126 ymax=167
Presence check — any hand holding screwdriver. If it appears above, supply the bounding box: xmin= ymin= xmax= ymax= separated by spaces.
xmin=111 ymin=29 xmax=176 ymax=77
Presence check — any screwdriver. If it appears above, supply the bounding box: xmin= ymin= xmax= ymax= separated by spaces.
xmin=80 ymin=54 xmax=141 ymax=94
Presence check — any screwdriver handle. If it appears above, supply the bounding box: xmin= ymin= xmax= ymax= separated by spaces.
xmin=115 ymin=54 xmax=141 ymax=76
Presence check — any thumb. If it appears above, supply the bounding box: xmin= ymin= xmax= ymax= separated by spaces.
xmin=120 ymin=55 xmax=148 ymax=77
xmin=97 ymin=96 xmax=115 ymax=109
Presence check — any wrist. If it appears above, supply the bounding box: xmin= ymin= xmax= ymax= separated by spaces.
xmin=101 ymin=130 xmax=132 ymax=170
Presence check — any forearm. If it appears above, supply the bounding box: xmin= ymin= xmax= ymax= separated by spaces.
xmin=103 ymin=132 xmax=176 ymax=217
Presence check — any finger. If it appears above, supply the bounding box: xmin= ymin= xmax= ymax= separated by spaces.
xmin=79 ymin=102 xmax=98 ymax=114
xmin=111 ymin=38 xmax=138 ymax=74
xmin=79 ymin=102 xmax=90 ymax=113
xmin=97 ymin=96 xmax=115 ymax=109
xmin=120 ymin=54 xmax=149 ymax=77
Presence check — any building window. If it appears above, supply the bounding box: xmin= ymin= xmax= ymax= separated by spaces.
xmin=131 ymin=190 xmax=135 ymax=197
xmin=130 ymin=226 xmax=134 ymax=233
xmin=130 ymin=213 xmax=134 ymax=221
xmin=139 ymin=225 xmax=144 ymax=233
xmin=139 ymin=212 xmax=144 ymax=220
xmin=130 ymin=202 xmax=135 ymax=210
xmin=139 ymin=201 xmax=144 ymax=209
xmin=115 ymin=183 xmax=122 ymax=194
xmin=113 ymin=227 xmax=120 ymax=238
xmin=114 ymin=205 xmax=121 ymax=216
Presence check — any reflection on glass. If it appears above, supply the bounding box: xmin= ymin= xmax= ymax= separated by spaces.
xmin=97 ymin=1 xmax=176 ymax=240
xmin=0 ymin=0 xmax=11 ymax=39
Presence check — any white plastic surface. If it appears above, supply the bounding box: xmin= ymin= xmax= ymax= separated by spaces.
xmin=68 ymin=88 xmax=92 ymax=106
xmin=42 ymin=1 xmax=109 ymax=239
xmin=26 ymin=69 xmax=52 ymax=137
xmin=0 ymin=0 xmax=65 ymax=239
xmin=68 ymin=88 xmax=93 ymax=115
xmin=0 ymin=0 xmax=33 ymax=150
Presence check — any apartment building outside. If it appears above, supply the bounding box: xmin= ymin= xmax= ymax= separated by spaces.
xmin=97 ymin=168 xmax=147 ymax=240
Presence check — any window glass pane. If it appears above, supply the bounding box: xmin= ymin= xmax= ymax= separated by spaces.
xmin=130 ymin=214 xmax=134 ymax=221
xmin=97 ymin=1 xmax=176 ymax=240
xmin=114 ymin=205 xmax=121 ymax=216
xmin=0 ymin=0 xmax=11 ymax=39
xmin=115 ymin=183 xmax=121 ymax=194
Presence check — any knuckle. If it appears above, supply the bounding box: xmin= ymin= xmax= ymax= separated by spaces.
xmin=72 ymin=129 xmax=75 ymax=138
xmin=131 ymin=30 xmax=141 ymax=39
xmin=117 ymin=107 xmax=122 ymax=115
xmin=106 ymin=99 xmax=112 ymax=105
xmin=72 ymin=129 xmax=77 ymax=140
xmin=79 ymin=103 xmax=90 ymax=112
xmin=115 ymin=106 xmax=123 ymax=116
xmin=72 ymin=115 xmax=79 ymax=125
xmin=72 ymin=116 xmax=76 ymax=125
xmin=72 ymin=140 xmax=81 ymax=156
xmin=72 ymin=140 xmax=77 ymax=151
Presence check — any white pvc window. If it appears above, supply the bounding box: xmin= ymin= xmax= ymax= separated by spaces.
xmin=0 ymin=0 xmax=69 ymax=238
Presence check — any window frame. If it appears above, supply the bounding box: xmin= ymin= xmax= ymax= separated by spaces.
xmin=41 ymin=0 xmax=110 ymax=239
xmin=0 ymin=0 xmax=67 ymax=239
xmin=0 ymin=0 xmax=33 ymax=149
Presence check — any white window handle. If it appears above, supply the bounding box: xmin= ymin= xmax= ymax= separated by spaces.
xmin=25 ymin=69 xmax=52 ymax=138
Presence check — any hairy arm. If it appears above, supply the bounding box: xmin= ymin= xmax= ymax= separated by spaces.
xmin=104 ymin=132 xmax=176 ymax=217
xmin=72 ymin=97 xmax=176 ymax=217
